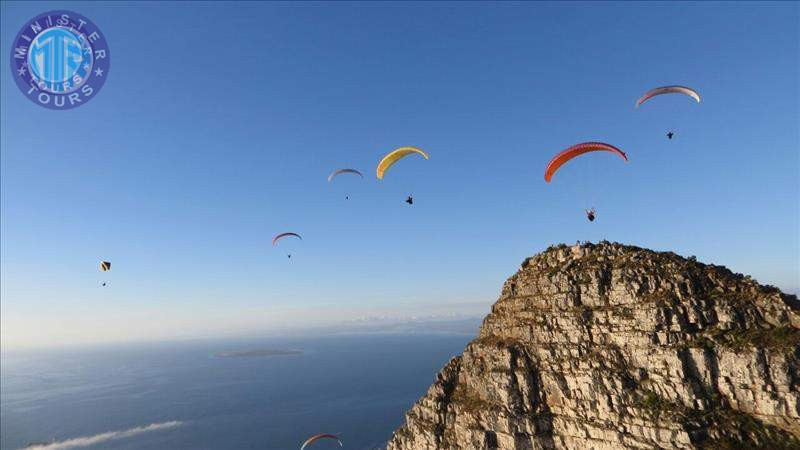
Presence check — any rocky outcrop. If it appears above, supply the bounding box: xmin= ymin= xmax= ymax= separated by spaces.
xmin=387 ymin=242 xmax=800 ymax=449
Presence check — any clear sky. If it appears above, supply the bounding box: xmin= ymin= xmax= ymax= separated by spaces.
xmin=2 ymin=1 xmax=798 ymax=349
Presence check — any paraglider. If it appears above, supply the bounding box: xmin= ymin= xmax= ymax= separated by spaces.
xmin=377 ymin=147 xmax=428 ymax=205
xmin=328 ymin=169 xmax=363 ymax=200
xmin=544 ymin=142 xmax=628 ymax=183
xmin=99 ymin=261 xmax=111 ymax=287
xmin=635 ymin=85 xmax=700 ymax=108
xmin=273 ymin=233 xmax=302 ymax=259
xmin=376 ymin=146 xmax=428 ymax=179
xmin=667 ymin=131 xmax=674 ymax=140
xmin=300 ymin=434 xmax=342 ymax=450
xmin=586 ymin=208 xmax=596 ymax=222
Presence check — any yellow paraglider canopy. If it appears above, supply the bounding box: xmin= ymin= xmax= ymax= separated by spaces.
xmin=376 ymin=147 xmax=429 ymax=179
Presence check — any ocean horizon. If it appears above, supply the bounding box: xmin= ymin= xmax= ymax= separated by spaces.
xmin=1 ymin=330 xmax=477 ymax=450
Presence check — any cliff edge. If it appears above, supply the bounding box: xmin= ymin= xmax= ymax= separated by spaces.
xmin=387 ymin=242 xmax=800 ymax=449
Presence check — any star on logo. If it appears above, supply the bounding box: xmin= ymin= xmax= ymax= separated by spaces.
xmin=84 ymin=65 xmax=91 ymax=72
xmin=17 ymin=66 xmax=27 ymax=76
xmin=94 ymin=68 xmax=103 ymax=77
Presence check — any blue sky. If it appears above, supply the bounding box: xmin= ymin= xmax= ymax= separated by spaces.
xmin=2 ymin=1 xmax=798 ymax=348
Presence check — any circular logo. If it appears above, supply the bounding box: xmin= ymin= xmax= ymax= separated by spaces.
xmin=10 ymin=10 xmax=110 ymax=110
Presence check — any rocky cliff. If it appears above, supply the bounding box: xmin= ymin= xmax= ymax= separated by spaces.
xmin=387 ymin=242 xmax=800 ymax=449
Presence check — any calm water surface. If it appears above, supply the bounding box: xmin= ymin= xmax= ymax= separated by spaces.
xmin=1 ymin=333 xmax=472 ymax=449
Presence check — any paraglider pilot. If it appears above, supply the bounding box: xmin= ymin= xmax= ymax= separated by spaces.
xmin=586 ymin=208 xmax=596 ymax=222
xmin=405 ymin=196 xmax=413 ymax=205
xmin=667 ymin=132 xmax=674 ymax=140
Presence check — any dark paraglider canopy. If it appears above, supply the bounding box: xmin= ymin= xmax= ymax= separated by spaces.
xmin=272 ymin=233 xmax=302 ymax=246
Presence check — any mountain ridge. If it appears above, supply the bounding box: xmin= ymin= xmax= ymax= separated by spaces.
xmin=387 ymin=241 xmax=799 ymax=449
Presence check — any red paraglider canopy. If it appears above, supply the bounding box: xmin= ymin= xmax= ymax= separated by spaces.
xmin=300 ymin=434 xmax=342 ymax=449
xmin=544 ymin=142 xmax=628 ymax=183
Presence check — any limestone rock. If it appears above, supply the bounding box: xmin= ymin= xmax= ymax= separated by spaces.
xmin=387 ymin=242 xmax=800 ymax=449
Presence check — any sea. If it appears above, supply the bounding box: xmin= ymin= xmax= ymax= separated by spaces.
xmin=1 ymin=331 xmax=475 ymax=450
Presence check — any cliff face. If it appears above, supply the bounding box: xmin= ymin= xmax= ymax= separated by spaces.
xmin=387 ymin=242 xmax=800 ymax=449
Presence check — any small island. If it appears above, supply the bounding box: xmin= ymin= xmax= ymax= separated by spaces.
xmin=214 ymin=349 xmax=302 ymax=358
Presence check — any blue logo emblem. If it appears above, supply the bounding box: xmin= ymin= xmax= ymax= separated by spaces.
xmin=10 ymin=10 xmax=110 ymax=110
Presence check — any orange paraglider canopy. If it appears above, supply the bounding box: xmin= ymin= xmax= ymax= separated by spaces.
xmin=544 ymin=142 xmax=627 ymax=183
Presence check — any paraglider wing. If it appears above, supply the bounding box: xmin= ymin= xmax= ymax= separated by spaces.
xmin=544 ymin=142 xmax=627 ymax=183
xmin=376 ymin=147 xmax=429 ymax=179
xmin=99 ymin=261 xmax=111 ymax=271
xmin=272 ymin=232 xmax=302 ymax=246
xmin=300 ymin=434 xmax=342 ymax=450
xmin=327 ymin=169 xmax=363 ymax=183
xmin=636 ymin=85 xmax=700 ymax=108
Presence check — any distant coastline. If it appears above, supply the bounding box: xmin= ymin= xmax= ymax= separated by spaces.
xmin=214 ymin=349 xmax=302 ymax=358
